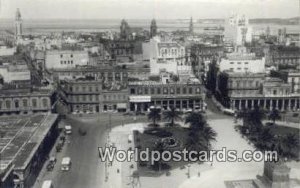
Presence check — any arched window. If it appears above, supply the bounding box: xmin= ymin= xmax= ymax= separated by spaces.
xmin=23 ymin=99 xmax=28 ymax=107
xmin=32 ymin=98 xmax=37 ymax=108
xmin=5 ymin=100 xmax=11 ymax=109
xmin=42 ymin=98 xmax=48 ymax=107
xmin=14 ymin=100 xmax=19 ymax=108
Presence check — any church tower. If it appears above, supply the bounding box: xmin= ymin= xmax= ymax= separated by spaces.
xmin=189 ymin=17 xmax=194 ymax=34
xmin=120 ymin=19 xmax=130 ymax=40
xmin=150 ymin=19 xmax=157 ymax=38
xmin=15 ymin=8 xmax=23 ymax=39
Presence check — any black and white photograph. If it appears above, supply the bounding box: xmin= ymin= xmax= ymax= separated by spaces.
xmin=0 ymin=0 xmax=299 ymax=188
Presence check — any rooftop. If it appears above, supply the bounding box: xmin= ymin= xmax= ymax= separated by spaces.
xmin=0 ymin=114 xmax=58 ymax=177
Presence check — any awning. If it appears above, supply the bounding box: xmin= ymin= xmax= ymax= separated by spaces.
xmin=129 ymin=96 xmax=151 ymax=103
xmin=117 ymin=103 xmax=127 ymax=109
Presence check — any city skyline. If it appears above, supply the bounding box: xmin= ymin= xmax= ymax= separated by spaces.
xmin=0 ymin=0 xmax=299 ymax=20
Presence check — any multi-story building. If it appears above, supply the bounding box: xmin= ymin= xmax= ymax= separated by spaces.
xmin=45 ymin=50 xmax=89 ymax=69
xmin=128 ymin=78 xmax=205 ymax=112
xmin=190 ymin=44 xmax=224 ymax=77
xmin=0 ymin=62 xmax=31 ymax=83
xmin=224 ymin=14 xmax=253 ymax=46
xmin=60 ymin=76 xmax=128 ymax=113
xmin=219 ymin=47 xmax=265 ymax=73
xmin=61 ymin=77 xmax=102 ymax=113
xmin=266 ymin=45 xmax=300 ymax=68
xmin=216 ymin=71 xmax=300 ymax=111
xmin=142 ymin=37 xmax=191 ymax=75
xmin=0 ymin=86 xmax=54 ymax=115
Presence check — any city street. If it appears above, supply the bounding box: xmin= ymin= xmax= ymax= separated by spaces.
xmin=33 ymin=113 xmax=146 ymax=188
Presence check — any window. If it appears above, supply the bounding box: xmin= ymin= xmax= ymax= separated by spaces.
xmin=89 ymin=95 xmax=93 ymax=101
xmin=42 ymin=98 xmax=48 ymax=107
xmin=60 ymin=54 xmax=63 ymax=58
xmin=230 ymin=68 xmax=234 ymax=71
xmin=151 ymin=88 xmax=155 ymax=94
xmin=22 ymin=99 xmax=28 ymax=107
xmin=189 ymin=87 xmax=193 ymax=94
xmin=130 ymin=88 xmax=136 ymax=94
xmin=14 ymin=100 xmax=19 ymax=108
xmin=157 ymin=88 xmax=161 ymax=94
xmin=183 ymin=87 xmax=187 ymax=94
xmin=245 ymin=62 xmax=249 ymax=64
xmin=89 ymin=86 xmax=92 ymax=92
xmin=163 ymin=88 xmax=168 ymax=94
xmin=237 ymin=62 xmax=241 ymax=64
xmin=170 ymin=88 xmax=174 ymax=94
xmin=5 ymin=100 xmax=11 ymax=109
xmin=71 ymin=60 xmax=73 ymax=64
xmin=82 ymin=86 xmax=86 ymax=92
xmin=61 ymin=61 xmax=63 ymax=64
xmin=196 ymin=88 xmax=200 ymax=94
xmin=70 ymin=54 xmax=73 ymax=58
xmin=273 ymin=90 xmax=277 ymax=95
xmin=138 ymin=88 xmax=143 ymax=94
xmin=76 ymin=95 xmax=79 ymax=102
xmin=82 ymin=95 xmax=86 ymax=101
xmin=176 ymin=87 xmax=181 ymax=94
xmin=237 ymin=67 xmax=241 ymax=70
xmin=144 ymin=88 xmax=148 ymax=94
xmin=32 ymin=99 xmax=37 ymax=108
xmin=230 ymin=62 xmax=234 ymax=64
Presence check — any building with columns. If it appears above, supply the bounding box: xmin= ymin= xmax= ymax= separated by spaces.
xmin=217 ymin=71 xmax=300 ymax=111
xmin=128 ymin=78 xmax=205 ymax=112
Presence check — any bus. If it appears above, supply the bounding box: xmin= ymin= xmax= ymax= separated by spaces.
xmin=64 ymin=125 xmax=72 ymax=135
xmin=61 ymin=157 xmax=71 ymax=171
xmin=41 ymin=180 xmax=53 ymax=188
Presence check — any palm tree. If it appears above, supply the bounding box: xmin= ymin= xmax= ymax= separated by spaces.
xmin=163 ymin=107 xmax=182 ymax=127
xmin=148 ymin=108 xmax=161 ymax=127
xmin=185 ymin=112 xmax=207 ymax=131
xmin=201 ymin=126 xmax=217 ymax=150
xmin=186 ymin=131 xmax=207 ymax=152
xmin=268 ymin=108 xmax=281 ymax=125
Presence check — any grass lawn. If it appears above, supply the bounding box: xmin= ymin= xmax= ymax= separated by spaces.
xmin=133 ymin=126 xmax=201 ymax=177
xmin=269 ymin=125 xmax=300 ymax=136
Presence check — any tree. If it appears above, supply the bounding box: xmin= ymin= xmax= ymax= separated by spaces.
xmin=163 ymin=107 xmax=182 ymax=127
xmin=281 ymin=133 xmax=299 ymax=159
xmin=148 ymin=109 xmax=161 ymax=127
xmin=256 ymin=127 xmax=274 ymax=151
xmin=201 ymin=126 xmax=217 ymax=150
xmin=268 ymin=108 xmax=281 ymax=125
xmin=185 ymin=112 xmax=207 ymax=131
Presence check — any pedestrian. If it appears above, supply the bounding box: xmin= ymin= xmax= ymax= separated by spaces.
xmin=198 ymin=172 xmax=200 ymax=177
xmin=117 ymin=169 xmax=120 ymax=173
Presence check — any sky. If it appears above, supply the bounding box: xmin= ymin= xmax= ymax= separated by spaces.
xmin=0 ymin=0 xmax=299 ymax=20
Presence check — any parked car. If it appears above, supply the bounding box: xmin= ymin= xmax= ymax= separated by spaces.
xmin=46 ymin=157 xmax=57 ymax=171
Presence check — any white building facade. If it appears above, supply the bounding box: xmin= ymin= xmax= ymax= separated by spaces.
xmin=45 ymin=50 xmax=89 ymax=69
xmin=143 ymin=37 xmax=191 ymax=75
xmin=224 ymin=14 xmax=252 ymax=46
xmin=219 ymin=48 xmax=265 ymax=73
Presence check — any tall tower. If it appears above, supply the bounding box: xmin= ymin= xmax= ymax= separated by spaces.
xmin=189 ymin=17 xmax=193 ymax=34
xmin=15 ymin=8 xmax=22 ymax=39
xmin=150 ymin=19 xmax=157 ymax=38
xmin=120 ymin=19 xmax=130 ymax=40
